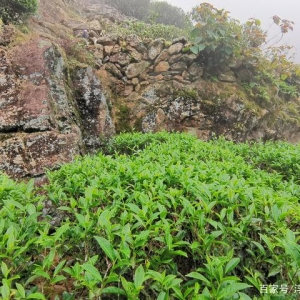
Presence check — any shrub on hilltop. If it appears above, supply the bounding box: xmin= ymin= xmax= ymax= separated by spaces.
xmin=0 ymin=0 xmax=38 ymax=24
xmin=147 ymin=1 xmax=192 ymax=30
xmin=108 ymin=0 xmax=192 ymax=31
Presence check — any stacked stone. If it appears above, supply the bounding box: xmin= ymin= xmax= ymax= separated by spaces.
xmin=93 ymin=34 xmax=205 ymax=96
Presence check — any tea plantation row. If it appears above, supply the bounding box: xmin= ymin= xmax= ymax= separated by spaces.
xmin=1 ymin=132 xmax=300 ymax=299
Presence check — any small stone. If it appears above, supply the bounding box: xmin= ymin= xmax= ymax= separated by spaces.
xmin=188 ymin=62 xmax=204 ymax=77
xmin=135 ymin=84 xmax=141 ymax=92
xmin=139 ymin=72 xmax=148 ymax=81
xmin=93 ymin=46 xmax=104 ymax=60
xmin=174 ymin=75 xmax=184 ymax=82
xmin=104 ymin=45 xmax=114 ymax=56
xmin=122 ymin=85 xmax=134 ymax=96
xmin=104 ymin=63 xmax=123 ymax=79
xmin=172 ymin=37 xmax=188 ymax=44
xmin=182 ymin=70 xmax=189 ymax=79
xmin=154 ymin=49 xmax=169 ymax=64
xmin=109 ymin=52 xmax=131 ymax=66
xmin=156 ymin=108 xmax=166 ymax=124
xmin=97 ymin=36 xmax=116 ymax=46
xmin=180 ymin=53 xmax=197 ymax=64
xmin=103 ymin=56 xmax=110 ymax=63
xmin=127 ymin=46 xmax=143 ymax=62
xmin=111 ymin=44 xmax=121 ymax=54
xmin=168 ymin=43 xmax=183 ymax=55
xmin=125 ymin=61 xmax=150 ymax=79
xmin=132 ymin=78 xmax=139 ymax=85
xmin=154 ymin=61 xmax=170 ymax=73
xmin=171 ymin=61 xmax=187 ymax=71
xmin=148 ymin=39 xmax=165 ymax=60
xmin=169 ymin=54 xmax=182 ymax=64
xmin=218 ymin=71 xmax=236 ymax=82
xmin=172 ymin=80 xmax=184 ymax=89
xmin=126 ymin=34 xmax=142 ymax=48
xmin=155 ymin=74 xmax=164 ymax=81
xmin=228 ymin=59 xmax=242 ymax=69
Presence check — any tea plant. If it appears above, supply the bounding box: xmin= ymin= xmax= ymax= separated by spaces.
xmin=1 ymin=132 xmax=300 ymax=299
xmin=104 ymin=20 xmax=190 ymax=42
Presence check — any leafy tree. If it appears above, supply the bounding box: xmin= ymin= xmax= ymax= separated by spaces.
xmin=148 ymin=1 xmax=192 ymax=30
xmin=190 ymin=3 xmax=242 ymax=69
xmin=189 ymin=3 xmax=300 ymax=102
xmin=0 ymin=0 xmax=38 ymax=24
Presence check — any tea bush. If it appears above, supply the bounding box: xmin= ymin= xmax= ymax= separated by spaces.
xmin=1 ymin=132 xmax=300 ymax=299
xmin=104 ymin=20 xmax=189 ymax=42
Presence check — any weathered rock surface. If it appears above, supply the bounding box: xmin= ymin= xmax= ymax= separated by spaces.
xmin=0 ymin=37 xmax=114 ymax=178
xmin=72 ymin=67 xmax=114 ymax=150
xmin=148 ymin=39 xmax=165 ymax=60
xmin=154 ymin=61 xmax=170 ymax=73
xmin=125 ymin=61 xmax=150 ymax=79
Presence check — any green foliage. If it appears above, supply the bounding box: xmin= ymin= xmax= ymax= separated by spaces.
xmin=108 ymin=0 xmax=191 ymax=33
xmin=1 ymin=132 xmax=300 ymax=298
xmin=125 ymin=21 xmax=189 ymax=41
xmin=63 ymin=41 xmax=95 ymax=67
xmin=104 ymin=19 xmax=189 ymax=41
xmin=174 ymin=88 xmax=198 ymax=100
xmin=0 ymin=0 xmax=38 ymax=24
xmin=189 ymin=3 xmax=241 ymax=68
xmin=0 ymin=173 xmax=46 ymax=299
xmin=108 ymin=0 xmax=151 ymax=20
xmin=189 ymin=3 xmax=300 ymax=103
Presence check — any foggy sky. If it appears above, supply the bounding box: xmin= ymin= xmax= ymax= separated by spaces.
xmin=167 ymin=0 xmax=300 ymax=62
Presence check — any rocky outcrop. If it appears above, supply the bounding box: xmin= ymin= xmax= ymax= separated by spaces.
xmin=0 ymin=37 xmax=114 ymax=178
xmin=72 ymin=67 xmax=114 ymax=149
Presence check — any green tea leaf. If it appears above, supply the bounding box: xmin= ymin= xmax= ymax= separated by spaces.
xmin=157 ymin=291 xmax=167 ymax=300
xmin=94 ymin=236 xmax=117 ymax=261
xmin=186 ymin=272 xmax=210 ymax=285
xmin=134 ymin=265 xmax=145 ymax=288
xmin=1 ymin=262 xmax=9 ymax=278
xmin=27 ymin=293 xmax=46 ymax=299
xmin=225 ymin=258 xmax=240 ymax=274
xmin=217 ymin=283 xmax=251 ymax=299
xmin=101 ymin=287 xmax=127 ymax=296
xmin=82 ymin=263 xmax=103 ymax=282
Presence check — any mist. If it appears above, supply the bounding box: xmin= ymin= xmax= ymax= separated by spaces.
xmin=167 ymin=0 xmax=300 ymax=62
